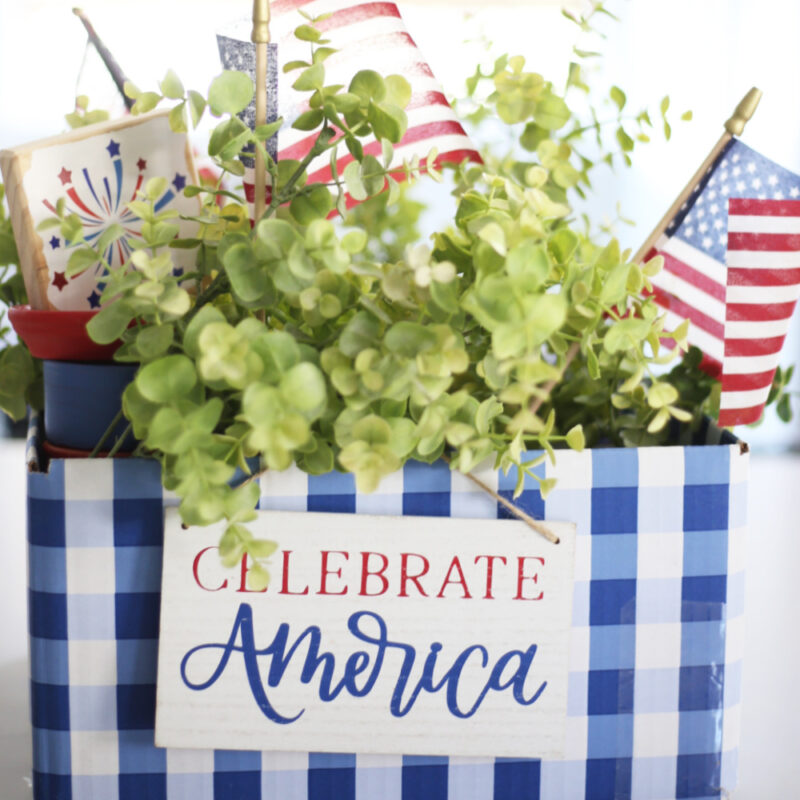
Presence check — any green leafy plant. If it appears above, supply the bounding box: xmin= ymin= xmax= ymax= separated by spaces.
xmin=0 ymin=7 xmax=792 ymax=584
xmin=0 ymin=186 xmax=40 ymax=421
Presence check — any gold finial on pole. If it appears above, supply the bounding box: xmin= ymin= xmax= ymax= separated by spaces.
xmin=252 ymin=0 xmax=271 ymax=44
xmin=252 ymin=0 xmax=271 ymax=224
xmin=634 ymin=87 xmax=764 ymax=264
xmin=724 ymin=87 xmax=762 ymax=136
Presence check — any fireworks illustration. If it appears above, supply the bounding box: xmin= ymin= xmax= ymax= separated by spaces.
xmin=42 ymin=137 xmax=186 ymax=308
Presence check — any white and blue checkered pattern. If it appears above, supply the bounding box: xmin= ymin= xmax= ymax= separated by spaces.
xmin=27 ymin=422 xmax=747 ymax=800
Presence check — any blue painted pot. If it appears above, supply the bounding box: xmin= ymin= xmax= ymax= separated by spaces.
xmin=43 ymin=360 xmax=138 ymax=452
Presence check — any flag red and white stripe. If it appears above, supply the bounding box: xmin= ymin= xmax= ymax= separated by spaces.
xmin=645 ymin=233 xmax=727 ymax=377
xmin=719 ymin=198 xmax=800 ymax=426
xmin=242 ymin=0 xmax=481 ymax=213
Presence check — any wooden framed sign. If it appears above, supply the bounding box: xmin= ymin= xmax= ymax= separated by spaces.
xmin=156 ymin=509 xmax=576 ymax=758
xmin=0 ymin=111 xmax=198 ymax=311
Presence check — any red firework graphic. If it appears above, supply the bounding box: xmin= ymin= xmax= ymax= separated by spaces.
xmin=43 ymin=137 xmax=186 ymax=308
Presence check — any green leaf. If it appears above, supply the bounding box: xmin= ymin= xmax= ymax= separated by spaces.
xmin=169 ymin=102 xmax=188 ymax=133
xmin=609 ymin=85 xmax=626 ymax=111
xmin=283 ymin=60 xmax=310 ymax=73
xmin=343 ymin=161 xmax=368 ymax=202
xmin=187 ymin=90 xmax=206 ymax=127
xmin=647 ymin=382 xmax=679 ymax=409
xmin=290 ymin=185 xmax=334 ymax=224
xmin=349 ymin=70 xmax=386 ymax=103
xmin=280 ymin=362 xmax=327 ymax=417
xmin=136 ymin=354 xmax=197 ymax=403
xmin=534 ymin=93 xmax=570 ymax=130
xmin=66 ymin=247 xmax=99 ymax=277
xmin=339 ymin=311 xmax=381 ymax=357
xmin=599 ymin=263 xmax=631 ymax=305
xmin=223 ymin=241 xmax=269 ymax=304
xmin=292 ymin=109 xmax=324 ymax=131
xmin=184 ymin=305 xmax=226 ymax=358
xmin=616 ymin=126 xmax=634 ymax=152
xmin=96 ymin=224 xmax=125 ymax=254
xmin=384 ymin=74 xmax=412 ymax=108
xmin=293 ymin=63 xmax=324 ymax=92
xmin=384 ymin=321 xmax=438 ymax=358
xmin=294 ymin=24 xmax=322 ymax=42
xmin=565 ymin=424 xmax=585 ymax=451
xmin=136 ymin=324 xmax=174 ymax=360
xmin=86 ymin=301 xmax=132 ymax=344
xmin=254 ymin=119 xmax=283 ymax=141
xmin=368 ymin=102 xmax=406 ymax=143
xmin=208 ymin=71 xmax=254 ymax=116
xmin=133 ymin=92 xmax=161 ymax=115
xmin=341 ymin=229 xmax=367 ymax=254
xmin=208 ymin=117 xmax=250 ymax=158
xmin=160 ymin=69 xmax=185 ymax=100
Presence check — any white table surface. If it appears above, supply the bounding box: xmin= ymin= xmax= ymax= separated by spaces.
xmin=1 ymin=439 xmax=798 ymax=798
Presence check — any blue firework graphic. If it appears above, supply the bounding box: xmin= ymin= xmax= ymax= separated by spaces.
xmin=44 ymin=138 xmax=186 ymax=308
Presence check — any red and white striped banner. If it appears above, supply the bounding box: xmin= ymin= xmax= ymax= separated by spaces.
xmin=240 ymin=0 xmax=481 ymax=214
xmin=719 ymin=197 xmax=800 ymax=426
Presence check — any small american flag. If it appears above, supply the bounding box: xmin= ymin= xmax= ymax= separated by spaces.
xmin=220 ymin=0 xmax=481 ymax=218
xmin=646 ymin=138 xmax=800 ymax=378
xmin=719 ymin=197 xmax=800 ymax=426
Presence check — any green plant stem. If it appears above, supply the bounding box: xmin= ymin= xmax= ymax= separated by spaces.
xmin=105 ymin=423 xmax=133 ymax=458
xmin=89 ymin=408 xmax=124 ymax=458
xmin=185 ymin=272 xmax=231 ymax=324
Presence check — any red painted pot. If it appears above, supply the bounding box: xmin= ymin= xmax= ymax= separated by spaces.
xmin=8 ymin=305 xmax=119 ymax=361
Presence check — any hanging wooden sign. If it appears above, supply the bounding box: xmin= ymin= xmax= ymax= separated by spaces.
xmin=155 ymin=509 xmax=576 ymax=758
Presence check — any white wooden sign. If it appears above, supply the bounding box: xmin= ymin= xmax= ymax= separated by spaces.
xmin=0 ymin=111 xmax=198 ymax=311
xmin=156 ymin=509 xmax=576 ymax=758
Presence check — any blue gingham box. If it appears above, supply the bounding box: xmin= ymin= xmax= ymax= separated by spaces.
xmin=26 ymin=419 xmax=747 ymax=800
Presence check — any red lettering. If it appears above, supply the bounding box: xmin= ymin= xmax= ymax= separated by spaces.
xmin=192 ymin=547 xmax=228 ymax=592
xmin=436 ymin=556 xmax=473 ymax=599
xmin=237 ymin=553 xmax=267 ymax=593
xmin=399 ymin=553 xmax=429 ymax=597
xmin=279 ymin=550 xmax=309 ymax=596
xmin=319 ymin=550 xmax=349 ymax=596
xmin=359 ymin=552 xmax=389 ymax=596
xmin=515 ymin=556 xmax=544 ymax=600
xmin=474 ymin=555 xmax=507 ymax=599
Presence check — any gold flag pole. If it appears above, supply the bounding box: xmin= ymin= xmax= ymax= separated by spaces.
xmin=633 ymin=87 xmax=763 ymax=264
xmin=252 ymin=0 xmax=271 ymax=223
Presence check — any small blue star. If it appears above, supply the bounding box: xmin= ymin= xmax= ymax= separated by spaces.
xmin=106 ymin=139 xmax=121 ymax=158
xmin=172 ymin=173 xmax=187 ymax=192
xmin=49 ymin=236 xmax=60 ymax=249
xmin=87 ymin=291 xmax=102 ymax=309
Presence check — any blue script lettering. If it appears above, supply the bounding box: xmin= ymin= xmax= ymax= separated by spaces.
xmin=180 ymin=604 xmax=547 ymax=723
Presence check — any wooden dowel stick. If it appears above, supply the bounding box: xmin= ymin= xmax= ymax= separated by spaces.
xmin=72 ymin=8 xmax=133 ymax=110
xmin=633 ymin=87 xmax=763 ymax=265
xmin=254 ymin=42 xmax=268 ymax=223
xmin=252 ymin=0 xmax=271 ymax=224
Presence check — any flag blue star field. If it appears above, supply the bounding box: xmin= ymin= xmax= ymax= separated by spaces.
xmin=647 ymin=138 xmax=800 ymax=375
